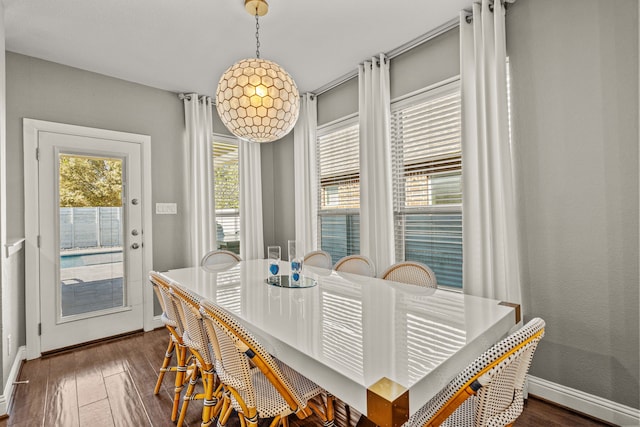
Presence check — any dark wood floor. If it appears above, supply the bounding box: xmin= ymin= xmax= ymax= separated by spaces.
xmin=1 ymin=328 xmax=613 ymax=427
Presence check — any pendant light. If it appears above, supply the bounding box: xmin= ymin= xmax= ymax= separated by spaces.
xmin=215 ymin=0 xmax=300 ymax=143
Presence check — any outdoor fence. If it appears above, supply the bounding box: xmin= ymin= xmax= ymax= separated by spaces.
xmin=60 ymin=207 xmax=123 ymax=250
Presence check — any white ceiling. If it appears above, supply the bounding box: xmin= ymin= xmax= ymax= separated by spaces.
xmin=3 ymin=0 xmax=471 ymax=95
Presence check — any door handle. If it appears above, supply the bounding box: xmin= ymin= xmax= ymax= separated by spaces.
xmin=131 ymin=243 xmax=140 ymax=249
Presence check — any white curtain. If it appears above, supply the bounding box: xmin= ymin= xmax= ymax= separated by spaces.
xmin=293 ymin=93 xmax=318 ymax=256
xmin=183 ymin=93 xmax=216 ymax=267
xmin=460 ymin=0 xmax=522 ymax=304
xmin=358 ymin=54 xmax=395 ymax=273
xmin=239 ymin=139 xmax=264 ymax=260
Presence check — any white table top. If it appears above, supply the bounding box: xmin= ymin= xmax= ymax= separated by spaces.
xmin=157 ymin=259 xmax=515 ymax=418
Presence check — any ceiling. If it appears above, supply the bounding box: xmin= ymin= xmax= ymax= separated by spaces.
xmin=3 ymin=0 xmax=471 ymax=96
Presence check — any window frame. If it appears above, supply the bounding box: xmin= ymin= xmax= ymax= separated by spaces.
xmin=316 ymin=114 xmax=360 ymax=262
xmin=390 ymin=78 xmax=463 ymax=290
xmin=212 ymin=133 xmax=240 ymax=253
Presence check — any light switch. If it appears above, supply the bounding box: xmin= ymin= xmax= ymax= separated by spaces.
xmin=156 ymin=203 xmax=177 ymax=214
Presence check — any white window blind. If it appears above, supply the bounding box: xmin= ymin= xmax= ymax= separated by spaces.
xmin=317 ymin=122 xmax=360 ymax=210
xmin=213 ymin=138 xmax=240 ymax=253
xmin=391 ymin=82 xmax=462 ymax=288
xmin=316 ymin=119 xmax=360 ymax=264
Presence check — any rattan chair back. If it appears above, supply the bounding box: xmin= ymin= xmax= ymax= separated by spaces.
xmin=334 ymin=255 xmax=376 ymax=277
xmin=380 ymin=261 xmax=437 ymax=288
xmin=304 ymin=250 xmax=333 ymax=269
xmin=170 ymin=282 xmax=215 ymax=366
xmin=151 ymin=280 xmax=167 ymax=313
xmin=149 ymin=273 xmax=195 ymax=423
xmin=154 ymin=277 xmax=185 ymax=335
xmin=199 ymin=300 xmax=311 ymax=417
xmin=201 ymin=250 xmax=242 ymax=267
xmin=405 ymin=317 xmax=545 ymax=427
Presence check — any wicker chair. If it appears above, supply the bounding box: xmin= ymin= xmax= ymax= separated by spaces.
xmin=149 ymin=276 xmax=191 ymax=422
xmin=334 ymin=255 xmax=376 ymax=277
xmin=304 ymin=250 xmax=333 ymax=269
xmin=404 ymin=318 xmax=545 ymax=427
xmin=379 ymin=261 xmax=437 ymax=288
xmin=168 ymin=281 xmax=224 ymax=427
xmin=199 ymin=300 xmax=335 ymax=427
xmin=201 ymin=250 xmax=242 ymax=267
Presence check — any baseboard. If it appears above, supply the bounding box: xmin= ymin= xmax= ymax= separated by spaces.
xmin=0 ymin=346 xmax=27 ymax=416
xmin=528 ymin=375 xmax=640 ymax=426
xmin=152 ymin=315 xmax=164 ymax=329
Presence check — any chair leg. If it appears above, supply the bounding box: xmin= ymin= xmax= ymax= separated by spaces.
xmin=243 ymin=408 xmax=259 ymax=427
xmin=326 ymin=394 xmax=335 ymax=427
xmin=154 ymin=335 xmax=175 ymax=395
xmin=172 ymin=344 xmax=189 ymax=422
xmin=217 ymin=393 xmax=233 ymax=427
xmin=178 ymin=364 xmax=201 ymax=427
xmin=201 ymin=369 xmax=219 ymax=427
xmin=345 ymin=403 xmax=351 ymax=427
xmin=307 ymin=394 xmax=335 ymax=427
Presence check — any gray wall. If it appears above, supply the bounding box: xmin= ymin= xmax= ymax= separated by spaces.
xmin=271 ymin=0 xmax=640 ymax=410
xmin=317 ymin=77 xmax=359 ymax=126
xmin=316 ymin=28 xmax=460 ymax=128
xmin=3 ymin=0 xmax=638 ymax=410
xmin=261 ymin=133 xmax=295 ymax=253
xmin=507 ymin=0 xmax=639 ymax=408
xmin=389 ymin=28 xmax=460 ymax=100
xmin=0 ymin=2 xmax=9 ymax=389
xmin=6 ymin=52 xmax=191 ymax=342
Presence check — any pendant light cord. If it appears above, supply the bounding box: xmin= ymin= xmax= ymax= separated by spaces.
xmin=255 ymin=13 xmax=261 ymax=59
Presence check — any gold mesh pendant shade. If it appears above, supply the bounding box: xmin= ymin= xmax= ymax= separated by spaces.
xmin=215 ymin=0 xmax=300 ymax=143
xmin=216 ymin=58 xmax=300 ymax=143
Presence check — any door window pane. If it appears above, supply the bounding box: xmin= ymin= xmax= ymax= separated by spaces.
xmin=59 ymin=154 xmax=125 ymax=316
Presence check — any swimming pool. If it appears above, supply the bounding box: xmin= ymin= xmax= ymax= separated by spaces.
xmin=60 ymin=250 xmax=123 ymax=269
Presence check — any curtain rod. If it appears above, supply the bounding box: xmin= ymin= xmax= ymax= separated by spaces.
xmin=311 ymin=0 xmax=517 ymax=96
xmin=311 ymin=16 xmax=459 ymax=96
xmin=179 ymin=92 xmax=312 ymax=103
xmin=178 ymin=93 xmax=213 ymax=102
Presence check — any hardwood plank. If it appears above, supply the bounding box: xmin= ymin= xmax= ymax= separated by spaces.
xmin=104 ymin=371 xmax=151 ymax=427
xmin=514 ymin=396 xmax=614 ymax=427
xmin=3 ymin=329 xmax=615 ymax=427
xmin=7 ymin=357 xmax=49 ymax=426
xmin=75 ymin=345 xmax=108 ymax=407
xmin=2 ymin=418 xmax=38 ymax=427
xmin=140 ymin=392 xmax=177 ymax=427
xmin=44 ymin=353 xmax=80 ymax=427
xmin=142 ymin=328 xmax=173 ymax=373
xmin=113 ymin=333 xmax=161 ymax=396
xmin=100 ymin=348 xmax=127 ymax=379
xmin=79 ymin=399 xmax=115 ymax=427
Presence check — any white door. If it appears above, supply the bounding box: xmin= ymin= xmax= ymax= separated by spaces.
xmin=38 ymin=131 xmax=144 ymax=352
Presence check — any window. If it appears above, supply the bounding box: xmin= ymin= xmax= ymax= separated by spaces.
xmin=316 ymin=118 xmax=360 ymax=264
xmin=391 ymin=82 xmax=462 ymax=288
xmin=213 ymin=137 xmax=240 ymax=254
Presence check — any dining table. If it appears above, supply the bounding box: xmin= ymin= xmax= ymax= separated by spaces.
xmin=152 ymin=259 xmax=519 ymax=427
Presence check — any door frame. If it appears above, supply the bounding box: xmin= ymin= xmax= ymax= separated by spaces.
xmin=23 ymin=118 xmax=154 ymax=360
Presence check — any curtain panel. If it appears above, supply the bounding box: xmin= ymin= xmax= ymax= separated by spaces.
xmin=460 ymin=0 xmax=523 ymax=304
xmin=183 ymin=93 xmax=216 ymax=267
xmin=358 ymin=54 xmax=395 ymax=274
xmin=239 ymin=139 xmax=264 ymax=260
xmin=293 ymin=93 xmax=318 ymax=256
